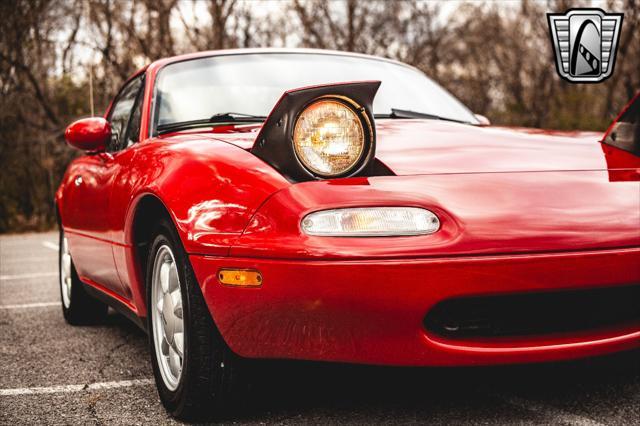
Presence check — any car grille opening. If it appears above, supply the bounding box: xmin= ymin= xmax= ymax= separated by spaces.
xmin=424 ymin=285 xmax=640 ymax=339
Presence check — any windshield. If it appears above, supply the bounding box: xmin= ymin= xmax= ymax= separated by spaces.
xmin=153 ymin=53 xmax=477 ymax=131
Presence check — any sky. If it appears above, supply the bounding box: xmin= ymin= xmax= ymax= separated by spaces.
xmin=59 ymin=0 xmax=626 ymax=81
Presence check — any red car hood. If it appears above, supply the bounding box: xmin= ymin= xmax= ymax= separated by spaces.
xmin=374 ymin=120 xmax=613 ymax=174
xmin=203 ymin=119 xmax=639 ymax=175
xmin=175 ymin=120 xmax=640 ymax=255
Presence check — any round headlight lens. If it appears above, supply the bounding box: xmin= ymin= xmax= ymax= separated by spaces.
xmin=293 ymin=99 xmax=365 ymax=177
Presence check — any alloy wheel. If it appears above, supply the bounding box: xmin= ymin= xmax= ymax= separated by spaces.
xmin=151 ymin=245 xmax=185 ymax=391
xmin=60 ymin=234 xmax=72 ymax=308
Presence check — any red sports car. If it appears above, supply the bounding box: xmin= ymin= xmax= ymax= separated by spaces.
xmin=57 ymin=48 xmax=640 ymax=419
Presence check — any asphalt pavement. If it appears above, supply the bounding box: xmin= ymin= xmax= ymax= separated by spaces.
xmin=1 ymin=231 xmax=638 ymax=425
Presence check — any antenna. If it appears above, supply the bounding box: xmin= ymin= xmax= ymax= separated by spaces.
xmin=89 ymin=64 xmax=94 ymax=117
xmin=86 ymin=0 xmax=95 ymax=117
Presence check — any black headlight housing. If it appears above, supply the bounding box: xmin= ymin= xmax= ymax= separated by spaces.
xmin=251 ymin=81 xmax=381 ymax=182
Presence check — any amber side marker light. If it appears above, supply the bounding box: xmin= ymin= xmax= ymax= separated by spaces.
xmin=218 ymin=269 xmax=262 ymax=287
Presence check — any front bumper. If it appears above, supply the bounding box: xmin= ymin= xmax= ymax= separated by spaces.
xmin=190 ymin=247 xmax=640 ymax=366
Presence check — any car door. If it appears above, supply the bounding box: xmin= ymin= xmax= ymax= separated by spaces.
xmin=65 ymin=75 xmax=145 ymax=296
xmin=106 ymin=76 xmax=147 ymax=301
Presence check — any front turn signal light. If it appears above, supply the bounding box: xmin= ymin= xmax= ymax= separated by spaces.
xmin=301 ymin=207 xmax=440 ymax=237
xmin=218 ymin=269 xmax=262 ymax=287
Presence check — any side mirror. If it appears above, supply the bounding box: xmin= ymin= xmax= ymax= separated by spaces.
xmin=64 ymin=117 xmax=110 ymax=152
xmin=474 ymin=114 xmax=491 ymax=126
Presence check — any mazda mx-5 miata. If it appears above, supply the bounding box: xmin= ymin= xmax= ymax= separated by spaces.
xmin=57 ymin=49 xmax=640 ymax=419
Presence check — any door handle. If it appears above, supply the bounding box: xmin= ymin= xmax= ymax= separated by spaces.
xmin=74 ymin=176 xmax=83 ymax=186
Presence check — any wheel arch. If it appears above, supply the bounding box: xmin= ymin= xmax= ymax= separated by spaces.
xmin=123 ymin=192 xmax=180 ymax=318
xmin=126 ymin=192 xmax=232 ymax=340
xmin=129 ymin=193 xmax=176 ymax=278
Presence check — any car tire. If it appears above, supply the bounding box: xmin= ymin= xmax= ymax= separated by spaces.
xmin=146 ymin=217 xmax=248 ymax=421
xmin=59 ymin=227 xmax=109 ymax=325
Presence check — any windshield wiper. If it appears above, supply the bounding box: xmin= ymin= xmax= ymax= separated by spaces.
xmin=157 ymin=112 xmax=266 ymax=135
xmin=375 ymin=108 xmax=471 ymax=124
xmin=208 ymin=112 xmax=266 ymax=123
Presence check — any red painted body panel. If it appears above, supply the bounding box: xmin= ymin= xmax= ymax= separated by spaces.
xmin=56 ymin=50 xmax=640 ymax=367
xmin=198 ymin=120 xmax=633 ymax=175
xmin=233 ymin=170 xmax=640 ymax=259
xmin=60 ymin=134 xmax=289 ymax=316
xmin=191 ymin=248 xmax=640 ymax=365
xmin=60 ymin=153 xmax=126 ymax=296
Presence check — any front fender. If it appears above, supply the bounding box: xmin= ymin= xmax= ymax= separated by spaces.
xmin=119 ymin=136 xmax=290 ymax=256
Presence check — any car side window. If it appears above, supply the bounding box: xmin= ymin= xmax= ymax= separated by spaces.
xmin=123 ymin=83 xmax=145 ymax=149
xmin=107 ymin=76 xmax=144 ymax=152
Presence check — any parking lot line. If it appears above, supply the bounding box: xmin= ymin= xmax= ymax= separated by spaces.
xmin=0 ymin=272 xmax=57 ymax=281
xmin=41 ymin=241 xmax=58 ymax=251
xmin=0 ymin=301 xmax=60 ymax=309
xmin=0 ymin=378 xmax=155 ymax=396
xmin=1 ymin=256 xmax=54 ymax=265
